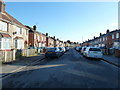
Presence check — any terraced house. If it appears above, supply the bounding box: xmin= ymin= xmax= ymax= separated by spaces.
xmin=27 ymin=25 xmax=47 ymax=48
xmin=0 ymin=1 xmax=29 ymax=50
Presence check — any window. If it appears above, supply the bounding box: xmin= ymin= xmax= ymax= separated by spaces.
xmin=34 ymin=34 xmax=36 ymax=39
xmin=0 ymin=21 xmax=8 ymax=31
xmin=103 ymin=37 xmax=105 ymax=41
xmin=16 ymin=26 xmax=21 ymax=35
xmin=26 ymin=30 xmax=28 ymax=35
xmin=0 ymin=37 xmax=11 ymax=50
xmin=112 ymin=35 xmax=114 ymax=39
xmin=106 ymin=37 xmax=107 ymax=40
xmin=42 ymin=37 xmax=44 ymax=41
xmin=20 ymin=28 xmax=22 ymax=34
xmin=89 ymin=48 xmax=101 ymax=51
xmin=116 ymin=33 xmax=119 ymax=38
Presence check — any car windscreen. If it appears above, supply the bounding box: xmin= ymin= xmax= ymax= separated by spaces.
xmin=58 ymin=47 xmax=62 ymax=50
xmin=47 ymin=48 xmax=56 ymax=51
xmin=89 ymin=48 xmax=101 ymax=51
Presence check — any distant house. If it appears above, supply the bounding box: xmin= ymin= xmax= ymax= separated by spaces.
xmin=40 ymin=33 xmax=46 ymax=47
xmin=110 ymin=29 xmax=120 ymax=49
xmin=27 ymin=25 xmax=47 ymax=48
xmin=0 ymin=1 xmax=29 ymax=50
xmin=48 ymin=36 xmax=54 ymax=47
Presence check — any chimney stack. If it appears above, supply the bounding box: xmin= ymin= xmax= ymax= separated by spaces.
xmin=100 ymin=33 xmax=102 ymax=36
xmin=106 ymin=29 xmax=109 ymax=33
xmin=33 ymin=25 xmax=36 ymax=31
xmin=46 ymin=33 xmax=48 ymax=36
xmin=0 ymin=0 xmax=5 ymax=13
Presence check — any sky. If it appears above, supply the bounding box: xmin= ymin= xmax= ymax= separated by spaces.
xmin=5 ymin=2 xmax=118 ymax=43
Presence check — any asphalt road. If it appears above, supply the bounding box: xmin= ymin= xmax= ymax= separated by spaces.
xmin=2 ymin=48 xmax=119 ymax=88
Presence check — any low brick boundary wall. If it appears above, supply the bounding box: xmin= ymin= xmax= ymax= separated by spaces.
xmin=0 ymin=49 xmax=38 ymax=63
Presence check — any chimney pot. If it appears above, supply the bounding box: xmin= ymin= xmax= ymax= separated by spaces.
xmin=33 ymin=25 xmax=37 ymax=31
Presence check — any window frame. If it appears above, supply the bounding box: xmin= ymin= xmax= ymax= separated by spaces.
xmin=0 ymin=21 xmax=8 ymax=32
xmin=0 ymin=37 xmax=11 ymax=50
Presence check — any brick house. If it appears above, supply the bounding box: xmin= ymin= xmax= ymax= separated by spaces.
xmin=40 ymin=33 xmax=46 ymax=47
xmin=110 ymin=29 xmax=120 ymax=49
xmin=48 ymin=36 xmax=54 ymax=47
xmin=56 ymin=39 xmax=60 ymax=47
xmin=26 ymin=25 xmax=43 ymax=48
xmin=0 ymin=1 xmax=29 ymax=50
xmin=98 ymin=33 xmax=108 ymax=47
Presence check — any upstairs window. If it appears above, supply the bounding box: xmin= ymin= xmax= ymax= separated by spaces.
xmin=106 ymin=37 xmax=107 ymax=40
xmin=20 ymin=28 xmax=22 ymax=34
xmin=116 ymin=33 xmax=119 ymax=38
xmin=0 ymin=21 xmax=8 ymax=31
xmin=112 ymin=35 xmax=114 ymax=39
xmin=26 ymin=30 xmax=28 ymax=35
xmin=16 ymin=26 xmax=21 ymax=35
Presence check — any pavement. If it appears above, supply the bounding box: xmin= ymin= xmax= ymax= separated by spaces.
xmin=0 ymin=53 xmax=45 ymax=78
xmin=102 ymin=55 xmax=120 ymax=67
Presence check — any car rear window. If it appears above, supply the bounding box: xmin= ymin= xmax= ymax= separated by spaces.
xmin=47 ymin=48 xmax=56 ymax=51
xmin=89 ymin=48 xmax=101 ymax=51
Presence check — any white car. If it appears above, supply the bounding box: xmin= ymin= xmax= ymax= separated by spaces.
xmin=83 ymin=47 xmax=103 ymax=59
xmin=61 ymin=47 xmax=66 ymax=52
xmin=81 ymin=47 xmax=87 ymax=54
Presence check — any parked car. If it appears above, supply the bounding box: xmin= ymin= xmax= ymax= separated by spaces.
xmin=81 ymin=47 xmax=87 ymax=54
xmin=65 ymin=47 xmax=69 ymax=51
xmin=58 ymin=47 xmax=64 ymax=55
xmin=83 ymin=47 xmax=103 ymax=59
xmin=61 ymin=47 xmax=66 ymax=52
xmin=45 ymin=47 xmax=61 ymax=58
xmin=76 ymin=47 xmax=80 ymax=51
xmin=78 ymin=47 xmax=82 ymax=52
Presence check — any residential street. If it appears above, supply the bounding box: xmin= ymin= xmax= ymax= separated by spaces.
xmin=2 ymin=48 xmax=119 ymax=88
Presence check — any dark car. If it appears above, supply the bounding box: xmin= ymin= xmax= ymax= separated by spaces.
xmin=58 ymin=47 xmax=64 ymax=55
xmin=65 ymin=47 xmax=69 ymax=51
xmin=45 ymin=47 xmax=61 ymax=58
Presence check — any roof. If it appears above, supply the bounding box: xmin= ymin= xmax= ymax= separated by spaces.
xmin=0 ymin=33 xmax=11 ymax=38
xmin=1 ymin=12 xmax=26 ymax=28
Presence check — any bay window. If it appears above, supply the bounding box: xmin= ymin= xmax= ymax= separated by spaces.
xmin=0 ymin=37 xmax=11 ymax=50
